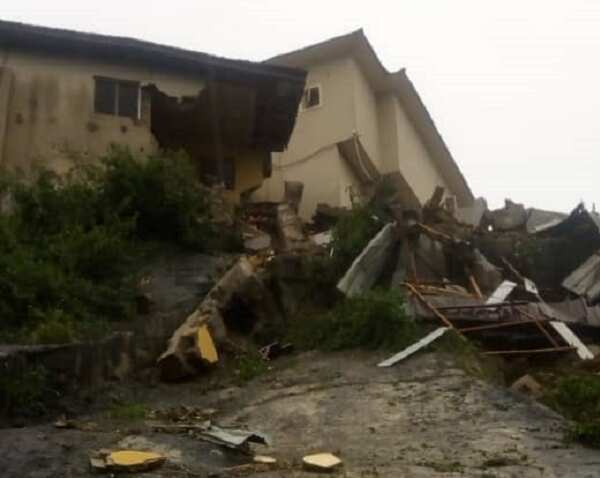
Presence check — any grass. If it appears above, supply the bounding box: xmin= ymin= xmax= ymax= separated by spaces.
xmin=543 ymin=374 xmax=600 ymax=448
xmin=235 ymin=353 xmax=269 ymax=383
xmin=108 ymin=401 xmax=148 ymax=421
xmin=287 ymin=289 xmax=418 ymax=352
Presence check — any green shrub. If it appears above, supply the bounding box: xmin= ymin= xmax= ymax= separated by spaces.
xmin=235 ymin=353 xmax=269 ymax=383
xmin=330 ymin=202 xmax=383 ymax=276
xmin=289 ymin=289 xmax=416 ymax=351
xmin=0 ymin=365 xmax=49 ymax=416
xmin=0 ymin=148 xmax=234 ymax=344
xmin=569 ymin=422 xmax=600 ymax=448
xmin=549 ymin=375 xmax=600 ymax=448
xmin=554 ymin=375 xmax=600 ymax=422
xmin=109 ymin=401 xmax=147 ymax=421
xmin=98 ymin=148 xmax=216 ymax=248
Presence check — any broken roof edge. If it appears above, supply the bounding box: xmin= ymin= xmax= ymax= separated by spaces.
xmin=266 ymin=29 xmax=474 ymax=207
xmin=0 ymin=19 xmax=307 ymax=84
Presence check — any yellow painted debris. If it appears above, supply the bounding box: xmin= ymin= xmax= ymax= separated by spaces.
xmin=302 ymin=453 xmax=342 ymax=471
xmin=108 ymin=450 xmax=166 ymax=470
xmin=197 ymin=325 xmax=219 ymax=364
xmin=254 ymin=455 xmax=277 ymax=464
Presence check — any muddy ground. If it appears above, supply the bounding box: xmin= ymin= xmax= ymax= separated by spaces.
xmin=1 ymin=351 xmax=599 ymax=478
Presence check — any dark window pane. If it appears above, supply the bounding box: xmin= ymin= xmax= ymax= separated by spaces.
xmin=223 ymin=158 xmax=235 ymax=190
xmin=118 ymin=82 xmax=139 ymax=118
xmin=304 ymin=87 xmax=320 ymax=108
xmin=94 ymin=78 xmax=116 ymax=114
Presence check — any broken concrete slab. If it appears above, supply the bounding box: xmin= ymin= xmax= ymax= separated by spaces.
xmin=455 ymin=197 xmax=488 ymax=227
xmin=337 ymin=223 xmax=396 ymax=297
xmin=244 ymin=231 xmax=272 ymax=253
xmin=277 ymin=203 xmax=309 ymax=251
xmin=158 ymin=257 xmax=258 ymax=381
xmin=311 ymin=230 xmax=332 ymax=247
xmin=302 ymin=453 xmax=342 ymax=472
xmin=488 ymin=199 xmax=528 ymax=232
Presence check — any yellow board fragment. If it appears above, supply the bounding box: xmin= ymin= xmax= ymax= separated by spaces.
xmin=197 ymin=325 xmax=219 ymax=364
xmin=302 ymin=453 xmax=342 ymax=471
xmin=108 ymin=450 xmax=165 ymax=467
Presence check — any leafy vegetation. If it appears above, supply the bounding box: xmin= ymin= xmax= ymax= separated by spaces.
xmin=0 ymin=365 xmax=50 ymax=416
xmin=288 ymin=288 xmax=417 ymax=351
xmin=547 ymin=375 xmax=600 ymax=448
xmin=235 ymin=353 xmax=269 ymax=383
xmin=108 ymin=401 xmax=148 ymax=421
xmin=0 ymin=148 xmax=238 ymax=344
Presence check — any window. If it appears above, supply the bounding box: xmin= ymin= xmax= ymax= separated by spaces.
xmin=301 ymin=85 xmax=321 ymax=110
xmin=202 ymin=158 xmax=236 ymax=190
xmin=94 ymin=77 xmax=140 ymax=118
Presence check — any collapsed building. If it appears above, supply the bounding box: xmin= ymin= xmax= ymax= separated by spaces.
xmin=0 ymin=19 xmax=306 ymax=203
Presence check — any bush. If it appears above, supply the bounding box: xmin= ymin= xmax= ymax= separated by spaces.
xmin=0 ymin=148 xmax=234 ymax=343
xmin=549 ymin=375 xmax=600 ymax=448
xmin=288 ymin=289 xmax=417 ymax=351
xmin=330 ymin=202 xmax=383 ymax=277
xmin=0 ymin=365 xmax=49 ymax=416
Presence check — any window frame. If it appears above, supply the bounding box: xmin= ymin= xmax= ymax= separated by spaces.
xmin=300 ymin=84 xmax=322 ymax=112
xmin=93 ymin=76 xmax=142 ymax=119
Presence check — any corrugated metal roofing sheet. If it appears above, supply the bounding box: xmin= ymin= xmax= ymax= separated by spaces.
xmin=562 ymin=250 xmax=600 ymax=302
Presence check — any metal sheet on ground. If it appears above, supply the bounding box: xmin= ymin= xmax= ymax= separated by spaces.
xmin=550 ymin=321 xmax=595 ymax=360
xmin=377 ymin=327 xmax=450 ymax=367
xmin=486 ymin=280 xmax=517 ymax=305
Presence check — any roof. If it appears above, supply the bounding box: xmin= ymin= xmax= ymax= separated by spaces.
xmin=267 ymin=29 xmax=474 ymax=207
xmin=0 ymin=19 xmax=305 ymax=82
xmin=0 ymin=19 xmax=307 ymax=150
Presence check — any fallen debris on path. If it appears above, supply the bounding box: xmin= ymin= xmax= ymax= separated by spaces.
xmin=89 ymin=449 xmax=166 ymax=473
xmin=302 ymin=453 xmax=342 ymax=472
xmin=378 ymin=327 xmax=450 ymax=367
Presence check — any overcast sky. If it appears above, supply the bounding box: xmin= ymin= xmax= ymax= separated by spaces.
xmin=4 ymin=1 xmax=600 ymax=212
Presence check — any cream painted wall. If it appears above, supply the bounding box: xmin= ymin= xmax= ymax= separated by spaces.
xmin=278 ymin=57 xmax=356 ymax=161
xmin=349 ymin=59 xmax=381 ymax=169
xmin=376 ymin=93 xmax=400 ymax=174
xmin=393 ymin=96 xmax=451 ymax=202
xmin=255 ymin=57 xmax=362 ymax=216
xmin=257 ymin=53 xmax=458 ymax=218
xmin=0 ymin=47 xmax=206 ymax=175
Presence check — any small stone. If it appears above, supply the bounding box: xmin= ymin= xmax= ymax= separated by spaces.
xmin=510 ymin=374 xmax=543 ymax=398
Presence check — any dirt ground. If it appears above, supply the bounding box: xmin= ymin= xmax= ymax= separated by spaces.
xmin=2 ymin=350 xmax=600 ymax=478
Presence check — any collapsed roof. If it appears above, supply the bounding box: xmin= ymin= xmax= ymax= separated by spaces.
xmin=0 ymin=19 xmax=307 ymax=151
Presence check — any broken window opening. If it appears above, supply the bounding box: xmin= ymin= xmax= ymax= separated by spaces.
xmin=94 ymin=77 xmax=141 ymax=119
xmin=302 ymin=85 xmax=321 ymax=110
xmin=202 ymin=158 xmax=236 ymax=190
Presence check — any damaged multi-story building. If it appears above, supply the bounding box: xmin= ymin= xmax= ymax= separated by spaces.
xmin=0 ymin=20 xmax=306 ymax=203
xmin=255 ymin=30 xmax=474 ymax=219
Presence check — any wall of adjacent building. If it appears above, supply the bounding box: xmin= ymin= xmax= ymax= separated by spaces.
xmin=392 ymin=96 xmax=451 ymax=203
xmin=255 ymin=57 xmax=364 ymax=218
xmin=0 ymin=47 xmax=208 ymax=176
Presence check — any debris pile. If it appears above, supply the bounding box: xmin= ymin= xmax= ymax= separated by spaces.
xmin=341 ymin=187 xmax=600 ymax=364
